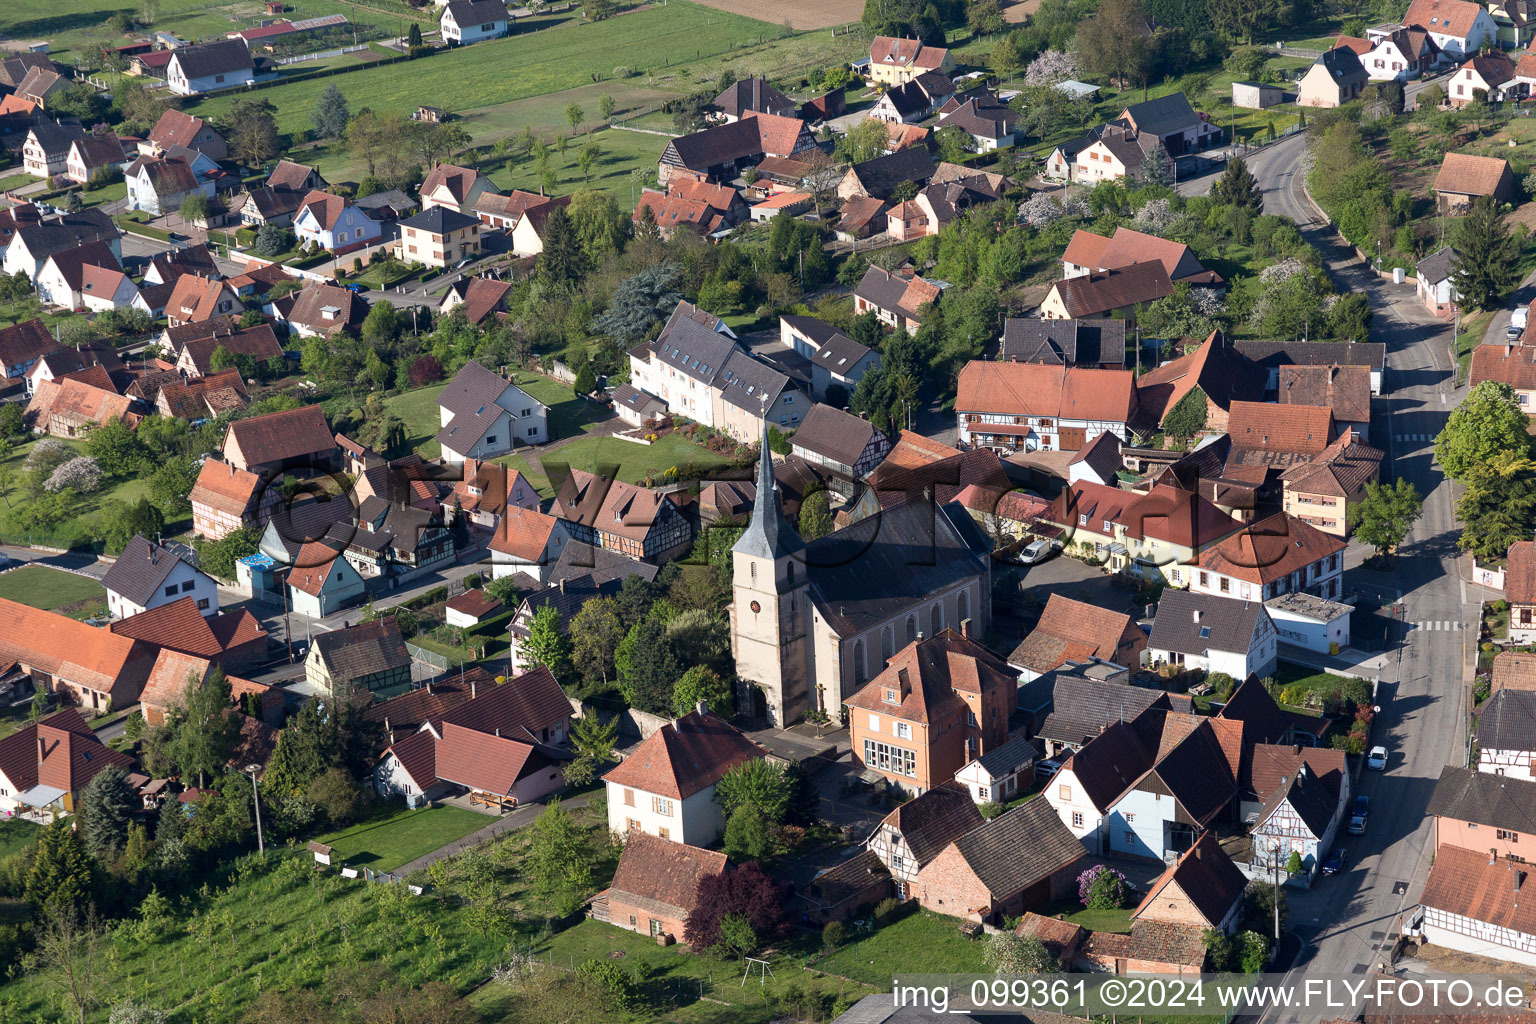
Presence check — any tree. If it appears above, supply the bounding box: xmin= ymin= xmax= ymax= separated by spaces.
xmin=615 ymin=613 xmax=679 ymax=713
xmin=407 ymin=22 xmax=423 ymax=48
xmin=570 ymin=596 xmax=626 ymax=687
xmin=84 ymin=419 xmax=147 ymax=475
xmin=100 ymin=497 xmax=166 ymax=553
xmin=1162 ymin=385 xmax=1208 ymax=438
xmin=1435 ymin=380 xmax=1532 ymax=480
xmin=723 ymin=804 xmax=772 ymax=862
xmin=77 ymin=764 xmax=136 ymax=862
xmin=225 ymin=98 xmax=280 ymax=167
xmin=674 ymin=664 xmax=733 ymax=718
xmin=171 ymin=667 xmax=240 ymax=788
xmin=984 ymin=932 xmax=1061 ymax=974
xmin=1077 ymin=864 xmax=1127 ymax=909
xmin=837 ymin=115 xmax=893 ymax=166
xmin=311 ymin=83 xmax=350 ymax=141
xmin=599 ymin=94 xmax=616 ymax=122
xmin=1351 ymin=478 xmax=1424 ymax=559
xmin=578 ymin=141 xmax=598 ymax=181
xmin=565 ymin=102 xmax=585 ymax=134
xmin=537 ymin=208 xmax=588 ymax=289
xmin=307 ymin=767 xmax=362 ymax=826
xmin=798 ymin=489 xmax=833 ymax=540
xmin=178 ymin=191 xmax=210 ymax=224
xmin=26 ymin=819 xmax=97 ymax=917
xmin=1140 ymin=142 xmax=1173 ymax=187
xmin=1452 ymin=196 xmax=1518 ymax=311
xmin=684 ymin=861 xmax=786 ymax=951
xmin=527 ymin=800 xmax=593 ymax=919
xmin=715 ymin=758 xmax=793 ymax=823
xmin=262 ymin=698 xmax=345 ymax=799
xmin=253 ymin=222 xmax=288 ymax=257
xmin=521 ymin=603 xmax=574 ymax=677
xmin=1457 ymin=451 xmax=1536 ymax=561
xmin=570 ymin=710 xmax=618 ymax=764
xmin=33 ymin=901 xmax=106 ymax=1024
xmin=990 ymin=36 xmax=1021 ymax=77
xmin=197 ymin=526 xmax=258 ymax=580
xmin=1075 ymin=0 xmax=1151 ymax=88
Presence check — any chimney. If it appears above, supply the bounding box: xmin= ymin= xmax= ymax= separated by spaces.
xmin=1492 ymin=848 xmax=1499 ymax=866
xmin=961 ymin=617 xmax=973 ymax=639
xmin=696 ymin=699 xmax=708 ymax=716
xmin=1194 ymin=844 xmax=1202 ymax=860
xmin=471 ymin=676 xmax=477 ymax=699
xmin=558 ymin=578 xmax=566 ymax=594
xmin=426 ymin=680 xmax=433 ymax=695
xmin=1192 ymin=608 xmax=1202 ymax=623
xmin=494 ymin=727 xmax=500 ymax=737
xmin=916 ymin=631 xmax=926 ymax=640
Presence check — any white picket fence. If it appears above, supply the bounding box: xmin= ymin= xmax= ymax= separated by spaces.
xmin=276 ymin=44 xmax=370 ymax=66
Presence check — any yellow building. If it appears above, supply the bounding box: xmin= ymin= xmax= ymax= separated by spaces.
xmin=867 ymin=36 xmax=951 ymax=87
xmin=396 ymin=206 xmax=482 ymax=269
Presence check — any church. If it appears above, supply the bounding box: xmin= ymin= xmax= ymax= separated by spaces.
xmin=730 ymin=434 xmax=994 ymax=726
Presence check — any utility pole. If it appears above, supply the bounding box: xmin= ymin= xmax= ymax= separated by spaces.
xmin=245 ymin=764 xmax=265 ymax=855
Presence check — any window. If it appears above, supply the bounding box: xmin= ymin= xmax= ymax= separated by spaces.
xmin=1499 ymin=829 xmax=1521 ymax=842
xmin=623 ymin=788 xmax=634 ymax=806
xmin=1124 ymin=830 xmax=1137 ymax=845
xmin=181 ymin=580 xmax=196 ymax=593
xmin=868 ymin=712 xmax=881 ymax=731
xmin=967 ymin=710 xmax=976 ymax=727
xmin=521 ymin=408 xmax=531 ymax=416
xmin=930 ymin=604 xmax=942 ymax=635
xmin=978 ymin=786 xmax=989 ymax=800
xmin=882 ymin=627 xmax=893 ymax=661
xmin=854 ymin=639 xmax=867 ymax=683
xmin=1219 ymin=577 xmax=1230 ymax=593
xmin=1072 ymin=811 xmax=1084 ymax=827
xmin=196 ymin=598 xmax=210 ymax=611
xmin=657 ymin=827 xmax=670 ymax=839
xmin=892 ymin=854 xmax=904 ymax=872
xmin=625 ymin=817 xmax=640 ymax=831
xmin=863 ymin=739 xmax=916 ymax=777
xmin=163 ymin=586 xmax=177 ymax=597
xmin=1103 ymin=519 xmax=1112 ymax=533
xmin=1124 ymin=813 xmax=1135 ymax=823
xmin=1198 ymin=571 xmax=1209 ymax=587
xmin=1059 ymin=785 xmax=1072 ymax=801
xmin=653 ymin=796 xmax=673 ymax=816
xmin=485 ymin=435 xmax=497 ymax=446
xmin=649 ymin=918 xmax=664 ymax=936
xmin=958 ymin=591 xmax=968 ymax=624
xmin=894 ymin=722 xmax=911 ymax=740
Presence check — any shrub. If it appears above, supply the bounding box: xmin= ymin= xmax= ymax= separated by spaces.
xmin=978 ymin=801 xmax=1006 ymax=819
xmin=822 ymin=920 xmax=846 ymax=949
xmin=873 ymin=897 xmax=902 ymax=921
xmin=1077 ymin=864 xmax=1127 ymax=909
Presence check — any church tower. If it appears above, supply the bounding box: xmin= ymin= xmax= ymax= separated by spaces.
xmin=729 ymin=428 xmax=811 ymax=726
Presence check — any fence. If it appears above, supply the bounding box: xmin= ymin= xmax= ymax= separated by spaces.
xmin=275 ymin=44 xmax=372 ymax=65
xmin=406 ymin=641 xmax=453 ymax=669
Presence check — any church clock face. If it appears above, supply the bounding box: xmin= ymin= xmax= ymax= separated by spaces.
xmin=750 ymin=601 xmax=761 ymax=613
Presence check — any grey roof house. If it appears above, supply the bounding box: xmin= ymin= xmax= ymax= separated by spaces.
xmin=998 ymin=318 xmax=1126 ymax=369
xmin=780 ymin=315 xmax=880 ymax=400
xmin=305 ymin=617 xmax=413 ymax=700
xmin=1147 ymin=588 xmax=1277 ymax=680
xmin=789 ymin=402 xmax=892 ymax=491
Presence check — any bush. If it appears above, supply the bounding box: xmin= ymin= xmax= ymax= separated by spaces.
xmin=822 ymin=919 xmax=846 ymax=949
xmin=1077 ymin=864 xmax=1127 ymax=909
xmin=978 ymin=801 xmax=1006 ymax=819
xmin=873 ymin=897 xmax=902 ymax=921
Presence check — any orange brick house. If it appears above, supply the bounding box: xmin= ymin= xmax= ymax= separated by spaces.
xmin=845 ymin=629 xmax=1015 ymax=793
xmin=595 ymin=831 xmax=726 ymax=942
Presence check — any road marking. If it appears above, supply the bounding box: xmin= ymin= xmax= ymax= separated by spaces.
xmin=1441 ymin=392 xmax=1447 ymax=404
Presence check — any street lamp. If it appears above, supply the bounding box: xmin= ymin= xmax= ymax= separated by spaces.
xmin=244 ymin=764 xmax=265 ymax=856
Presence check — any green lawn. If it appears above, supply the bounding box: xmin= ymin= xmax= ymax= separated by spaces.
xmin=491 ymin=124 xmax=668 ymax=203
xmin=1059 ymin=905 xmax=1134 ymax=934
xmin=508 ymin=371 xmax=605 ymax=439
xmin=78 ymin=179 xmax=127 ymax=206
xmin=0 ymin=818 xmax=40 ymax=859
xmin=0 ymin=437 xmax=160 ymax=549
xmin=0 ymin=172 xmax=37 ymax=191
xmin=813 ymin=910 xmax=987 ymax=985
xmin=315 ymin=803 xmax=490 ymax=871
xmin=381 ymin=383 xmax=446 ymax=459
xmin=0 ymin=565 xmax=107 ymax=620
xmin=539 ymin=433 xmax=732 ymax=487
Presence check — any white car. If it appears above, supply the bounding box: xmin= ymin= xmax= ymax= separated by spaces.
xmin=1366 ymin=746 xmax=1388 ymax=771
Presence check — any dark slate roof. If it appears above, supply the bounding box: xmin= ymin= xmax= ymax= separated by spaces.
xmin=13 ymin=208 xmax=119 ymax=262
xmin=717 ymin=349 xmax=792 ymax=413
xmin=398 ymin=205 xmax=480 ymax=234
xmin=804 ymin=498 xmax=986 ymax=637
xmin=800 ymin=849 xmax=890 ymax=908
xmin=1070 ymin=431 xmax=1123 ymax=481
xmin=1231 ymin=340 xmax=1386 ymax=373
xmin=712 ymin=77 xmax=796 ymax=119
xmin=1416 ymin=246 xmax=1457 ymax=285
xmin=878 ymin=780 xmax=984 ymax=865
xmin=999 ymin=318 xmax=1125 ymax=367
xmin=847 ymin=147 xmax=938 ymax=200
xmin=444 ymin=0 xmax=509 ymax=25
xmin=264 ymin=493 xmax=355 ymax=562
xmin=791 ymin=403 xmax=878 ymax=468
xmin=1315 ymin=45 xmax=1368 ymax=88
xmin=434 ymin=359 xmax=523 ymax=453
xmin=952 ymin=797 xmax=1085 ymax=897
xmin=853 ymin=263 xmax=911 ymax=313
xmin=1149 ymin=590 xmax=1266 ymax=657
xmin=310 ymin=617 xmax=411 ymax=680
xmin=973 ymin=734 xmax=1037 ymax=777
xmin=783 ymin=316 xmax=873 ymax=375
xmin=170 ymin=39 xmax=253 ymax=79
xmin=880 ymin=79 xmax=934 ymax=117
xmin=546 ymin=540 xmax=659 ymax=588
xmin=28 ymin=120 xmax=86 ymax=154
xmin=1426 ymin=764 xmax=1536 ymax=832
xmin=1121 ymin=92 xmax=1201 ymax=136
xmin=1479 ymin=688 xmax=1536 ymax=752
xmin=652 ymin=301 xmax=737 ymax=386
xmin=101 ymin=535 xmax=193 ymax=607
xmin=1256 ymin=760 xmax=1338 ymax=838
xmin=1039 ymin=678 xmax=1168 ymax=748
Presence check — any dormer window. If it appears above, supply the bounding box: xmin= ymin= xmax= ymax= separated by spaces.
xmin=884 ymin=688 xmax=898 ymax=703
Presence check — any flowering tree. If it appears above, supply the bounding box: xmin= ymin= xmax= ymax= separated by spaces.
xmin=1019 ymin=193 xmax=1087 ymax=228
xmin=45 ymin=456 xmax=103 ymax=494
xmin=1258 ymin=257 xmax=1309 ymax=284
xmin=1131 ymin=197 xmax=1177 ymax=233
xmin=1023 ymin=50 xmax=1078 ymax=87
xmin=1077 ymin=864 xmax=1128 ymax=909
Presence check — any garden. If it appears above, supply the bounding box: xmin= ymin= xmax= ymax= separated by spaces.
xmin=0 ymin=564 xmax=107 ymax=620
xmin=315 ymin=803 xmax=490 ymax=873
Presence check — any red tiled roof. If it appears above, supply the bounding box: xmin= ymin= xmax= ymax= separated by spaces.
xmin=1421 ymin=844 xmax=1536 ymax=933
xmin=1406 ymin=0 xmax=1487 ymax=40
xmin=225 ymin=403 xmax=333 ymax=468
xmin=608 ymin=831 xmax=727 ymax=916
xmin=1507 ymin=540 xmax=1536 ymax=604
xmin=1227 ymin=400 xmax=1334 ymax=456
xmin=445 ymin=588 xmax=502 ymax=620
xmin=602 ymin=710 xmax=766 ymax=800
xmin=955 ymin=361 xmax=1137 ymax=425
xmin=139 ymin=649 xmax=212 ymax=710
xmin=1049 ymin=262 xmax=1173 ymax=317
xmin=1133 ymin=832 xmax=1246 ymax=928
xmin=1195 ymin=512 xmax=1345 ymax=585
xmin=189 ymin=457 xmax=263 ymax=517
xmin=844 ymin=628 xmax=1014 ymax=725
xmin=1470 ymin=342 xmax=1536 ymax=391
xmin=1062 ymin=228 xmax=1112 ymax=269
xmin=489 ymin=504 xmax=560 ymax=561
xmin=1433 ymin=152 xmax=1511 ymax=197
xmin=433 ymin=721 xmax=538 ymax=794
xmin=1009 ymin=594 xmax=1140 ymax=674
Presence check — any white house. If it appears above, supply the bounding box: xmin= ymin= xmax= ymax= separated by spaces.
xmin=1394 ymin=0 xmax=1497 ymax=58
xmin=1249 ymin=755 xmax=1350 ymax=876
xmin=1146 ymin=589 xmax=1277 ymax=680
xmin=293 ymin=191 xmax=382 ymax=254
xmin=1186 ymin=513 xmax=1347 ymax=604
xmin=435 ymin=359 xmax=550 ymax=465
xmin=34 ymin=241 xmax=121 ymax=310
xmin=1416 ymin=246 xmax=1460 ymax=317
xmin=22 ymin=122 xmax=83 ymax=179
xmin=602 ymin=708 xmax=769 ymax=847
xmin=1266 ymin=592 xmax=1353 ymax=655
xmin=124 ymin=154 xmax=215 ymax=216
xmin=488 ymin=505 xmax=569 ymax=582
xmin=1419 ymin=846 xmax=1536 ymax=968
xmin=953 ymin=736 xmax=1034 ymax=805
xmin=1477 ymin=688 xmax=1536 ymax=781
xmin=101 ymin=535 xmax=220 ymax=620
xmin=287 ymin=546 xmax=367 ymax=619
xmin=780 ymin=315 xmax=880 ymax=401
xmin=440 ymin=0 xmax=508 ymax=44
xmin=165 ymin=39 xmax=255 ymax=96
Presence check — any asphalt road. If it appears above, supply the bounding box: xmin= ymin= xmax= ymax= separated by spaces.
xmin=1178 ymin=114 xmax=1473 ymax=1022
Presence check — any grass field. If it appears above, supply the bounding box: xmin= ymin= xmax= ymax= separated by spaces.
xmin=813 ymin=910 xmax=987 ymax=984
xmin=490 ymin=125 xmax=670 ymax=203
xmin=0 ymin=437 xmax=160 ymax=549
xmin=315 ymin=803 xmax=490 ymax=871
xmin=0 ymin=0 xmax=432 ymax=64
xmin=538 ymin=433 xmax=733 ymax=487
xmin=380 ymin=382 xmax=446 ymax=459
xmin=0 ymin=818 xmax=40 ymax=859
xmin=0 ymin=565 xmax=108 ymax=619
xmin=687 ymin=0 xmax=862 ymax=29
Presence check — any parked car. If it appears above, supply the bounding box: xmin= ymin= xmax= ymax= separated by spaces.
xmin=1322 ymin=847 xmax=1347 ymax=875
xmin=1018 ymin=538 xmax=1061 ymax=565
xmin=1366 ymin=746 xmax=1388 ymax=771
xmin=1348 ymin=794 xmax=1369 ymax=835
xmin=1034 ymin=758 xmax=1062 ymax=780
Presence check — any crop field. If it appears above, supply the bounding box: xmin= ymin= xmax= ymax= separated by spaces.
xmin=0 ymin=0 xmax=430 ymax=64
xmin=686 ymin=0 xmax=864 ymax=30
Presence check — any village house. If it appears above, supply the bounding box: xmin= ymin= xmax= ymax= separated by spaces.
xmin=0 ymin=598 xmax=157 ymax=713
xmin=1048 ymin=480 xmax=1245 ymax=576
xmin=175 ymin=323 xmax=283 ymax=379
xmin=1177 ymin=512 xmax=1346 ymax=605
xmin=435 ymin=359 xmax=549 ymax=464
xmin=164 ymin=274 xmax=243 ymax=327
xmin=333 ymin=497 xmax=453 ymax=582
xmin=1062 ymin=226 xmax=1221 ymax=286
xmin=852 ymin=264 xmax=942 ymax=335
xmin=64 ymin=135 xmax=130 ymax=186
xmin=603 ymin=707 xmax=769 ymax=846
xmin=1508 ymin=541 xmax=1536 ymax=644
xmin=1415 ymin=246 xmax=1461 ymax=317
xmin=1477 ymin=687 xmax=1536 ymax=779
xmin=293 ymin=190 xmax=382 ymax=253
xmin=1147 ymin=589 xmax=1277 ymax=679
xmin=141 ymin=109 xmax=228 ymax=160
xmin=222 ymin=403 xmax=337 ymax=476
xmin=1033 ymin=672 xmax=1169 ymax=757
xmin=304 ymin=617 xmax=413 ymax=701
xmin=1234 ymin=340 xmax=1386 ymax=395
xmin=836 ymin=147 xmax=938 ymax=202
xmin=1133 ymin=832 xmax=1247 ymax=939
xmin=439 ymin=0 xmax=508 ymax=44
xmin=1135 ymin=330 xmax=1266 ymax=436
xmin=1491 ymin=0 xmax=1536 ymax=46
xmin=1338 ymin=27 xmax=1440 ymax=81
xmin=34 ymin=240 xmax=122 ymax=310
xmin=136 ymin=651 xmax=275 ymax=728
xmin=1491 ymin=651 xmax=1536 ymax=694
xmin=1417 ymin=844 xmax=1536 ymax=967
xmin=124 ymin=152 xmax=216 ymax=216
xmin=1249 ymin=755 xmax=1349 ymax=875
xmin=25 ymin=373 xmax=138 ymax=439
xmin=866 ymin=782 xmax=984 ymax=900
xmin=955 ymin=360 xmax=1139 ymax=453
xmin=474 ymin=187 xmax=557 ymax=231
xmin=1433 ymin=152 xmax=1517 ymax=213
xmin=713 ymin=77 xmax=796 ymax=121
xmin=0 ymin=709 xmax=135 ymax=816
xmin=1427 ymin=764 xmax=1536 ymax=859
xmin=788 ymin=403 xmax=891 ymax=495
xmin=166 ymin=39 xmax=256 ymax=95
xmin=420 ymin=162 xmax=499 ymax=216
xmin=611 ymin=384 xmax=667 ymax=428
xmin=1007 ymin=594 xmax=1146 ymax=682
xmin=15 ymin=66 xmax=67 ymax=109
xmin=844 ymin=629 xmax=1015 ymax=794
xmin=869 ymin=71 xmax=956 ymax=124
xmin=658 ymin=112 xmax=818 ymax=186
xmin=23 ymin=344 xmax=121 ymax=397
xmin=439 ymin=276 xmax=512 ymax=326
xmin=867 ymin=35 xmax=952 ymax=86
xmin=935 ymin=88 xmax=1019 ymax=151
xmin=593 ymin=833 xmax=727 ymax=942
xmin=396 ymin=206 xmax=481 ymax=268
xmin=22 ymin=121 xmax=85 ymax=178
xmin=1114 ymin=92 xmax=1222 ymax=154
xmin=1040 ymin=262 xmax=1175 ymax=321
xmin=780 ymin=316 xmax=880 ymax=400
xmin=2 ymin=209 xmax=122 ymax=282
xmin=1399 ymin=0 xmax=1497 ymax=56
xmin=1279 ymin=363 xmax=1372 ymax=440
xmin=283 ymin=540 xmax=364 ymax=618
xmin=109 ymin=595 xmax=269 ymax=675
xmin=102 ymin=535 xmax=219 ymax=621
xmin=953 ymin=735 xmax=1037 ymax=805
xmin=1279 ymin=428 xmax=1383 ymax=537
xmin=1451 ymin=50 xmax=1522 ymax=104
xmin=282 ymin=282 xmax=370 ymax=338
xmin=1297 ymin=45 xmax=1370 ymax=106
xmin=231 ymin=186 xmax=305 ymax=229
xmin=0 ymin=205 xmax=43 ymax=266
xmin=997 ymin=318 xmax=1126 ymax=369
xmin=549 ymin=469 xmax=693 ymax=563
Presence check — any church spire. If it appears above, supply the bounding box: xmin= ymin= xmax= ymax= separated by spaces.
xmin=733 ymin=423 xmax=801 ymax=559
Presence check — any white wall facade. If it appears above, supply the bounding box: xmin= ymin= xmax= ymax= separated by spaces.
xmin=1479 ymin=748 xmax=1535 ymax=781
xmin=108 ymin=561 xmax=218 ymax=620
xmin=606 ymin=781 xmax=724 ymax=846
